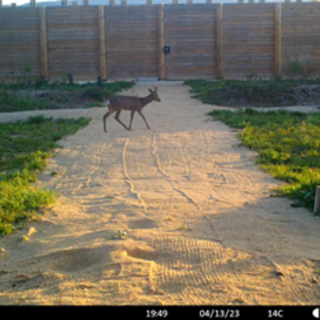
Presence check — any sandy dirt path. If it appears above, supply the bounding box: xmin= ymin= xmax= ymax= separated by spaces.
xmin=0 ymin=82 xmax=320 ymax=305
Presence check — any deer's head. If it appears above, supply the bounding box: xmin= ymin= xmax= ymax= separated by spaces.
xmin=148 ymin=86 xmax=161 ymax=102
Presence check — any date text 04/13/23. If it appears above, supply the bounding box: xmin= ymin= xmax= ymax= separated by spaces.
xmin=200 ymin=309 xmax=241 ymax=319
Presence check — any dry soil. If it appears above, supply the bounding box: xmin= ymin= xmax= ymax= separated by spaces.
xmin=0 ymin=82 xmax=320 ymax=305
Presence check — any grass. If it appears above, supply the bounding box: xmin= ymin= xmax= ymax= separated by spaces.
xmin=209 ymin=108 xmax=320 ymax=211
xmin=0 ymin=115 xmax=91 ymax=235
xmin=185 ymin=79 xmax=320 ymax=108
xmin=0 ymin=80 xmax=135 ymax=112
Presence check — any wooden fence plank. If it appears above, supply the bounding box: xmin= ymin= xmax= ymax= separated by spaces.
xmin=39 ymin=6 xmax=49 ymax=80
xmin=98 ymin=5 xmax=106 ymax=80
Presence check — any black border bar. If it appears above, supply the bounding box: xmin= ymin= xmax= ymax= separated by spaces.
xmin=2 ymin=306 xmax=319 ymax=319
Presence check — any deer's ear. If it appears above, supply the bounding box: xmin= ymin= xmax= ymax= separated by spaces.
xmin=148 ymin=89 xmax=153 ymax=93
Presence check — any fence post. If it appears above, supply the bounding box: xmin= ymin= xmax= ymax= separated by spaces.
xmin=98 ymin=5 xmax=107 ymax=80
xmin=216 ymin=3 xmax=223 ymax=79
xmin=121 ymin=0 xmax=127 ymax=5
xmin=0 ymin=0 xmax=2 ymax=7
xmin=206 ymin=0 xmax=212 ymax=3
xmin=83 ymin=0 xmax=89 ymax=6
xmin=30 ymin=0 xmax=36 ymax=7
xmin=172 ymin=0 xmax=178 ymax=4
xmin=109 ymin=0 xmax=115 ymax=5
xmin=72 ymin=1 xmax=78 ymax=6
xmin=275 ymin=3 xmax=282 ymax=77
xmin=314 ymin=186 xmax=320 ymax=215
xmin=11 ymin=3 xmax=16 ymax=6
xmin=61 ymin=0 xmax=67 ymax=6
xmin=147 ymin=0 xmax=152 ymax=5
xmin=39 ymin=6 xmax=49 ymax=81
xmin=158 ymin=4 xmax=165 ymax=79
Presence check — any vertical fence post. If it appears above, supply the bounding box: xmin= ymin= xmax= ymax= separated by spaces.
xmin=158 ymin=4 xmax=165 ymax=79
xmin=314 ymin=186 xmax=320 ymax=215
xmin=61 ymin=0 xmax=67 ymax=6
xmin=109 ymin=0 xmax=115 ymax=5
xmin=172 ymin=0 xmax=178 ymax=4
xmin=147 ymin=0 xmax=152 ymax=5
xmin=83 ymin=0 xmax=89 ymax=6
xmin=72 ymin=1 xmax=78 ymax=6
xmin=121 ymin=0 xmax=127 ymax=5
xmin=216 ymin=3 xmax=223 ymax=79
xmin=275 ymin=3 xmax=282 ymax=78
xmin=30 ymin=0 xmax=36 ymax=7
xmin=0 ymin=0 xmax=2 ymax=7
xmin=11 ymin=3 xmax=16 ymax=7
xmin=39 ymin=6 xmax=49 ymax=81
xmin=98 ymin=5 xmax=107 ymax=81
xmin=206 ymin=0 xmax=212 ymax=3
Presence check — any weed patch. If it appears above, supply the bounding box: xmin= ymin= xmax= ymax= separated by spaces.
xmin=210 ymin=108 xmax=320 ymax=211
xmin=0 ymin=81 xmax=134 ymax=112
xmin=185 ymin=79 xmax=320 ymax=108
xmin=0 ymin=116 xmax=90 ymax=235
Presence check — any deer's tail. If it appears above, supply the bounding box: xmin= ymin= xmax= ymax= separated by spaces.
xmin=105 ymin=99 xmax=112 ymax=109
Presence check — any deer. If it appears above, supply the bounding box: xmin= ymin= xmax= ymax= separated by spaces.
xmin=103 ymin=86 xmax=161 ymax=133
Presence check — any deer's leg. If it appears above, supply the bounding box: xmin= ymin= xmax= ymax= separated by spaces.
xmin=115 ymin=109 xmax=129 ymax=131
xmin=138 ymin=110 xmax=151 ymax=129
xmin=103 ymin=108 xmax=115 ymax=133
xmin=128 ymin=110 xmax=135 ymax=131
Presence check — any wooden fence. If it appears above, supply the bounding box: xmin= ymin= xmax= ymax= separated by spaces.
xmin=0 ymin=2 xmax=320 ymax=82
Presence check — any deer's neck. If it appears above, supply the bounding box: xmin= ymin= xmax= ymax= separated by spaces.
xmin=140 ymin=94 xmax=153 ymax=108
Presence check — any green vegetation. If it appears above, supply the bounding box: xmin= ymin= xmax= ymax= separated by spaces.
xmin=0 ymin=115 xmax=90 ymax=235
xmin=210 ymin=108 xmax=320 ymax=211
xmin=0 ymin=81 xmax=135 ymax=112
xmin=185 ymin=79 xmax=320 ymax=108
